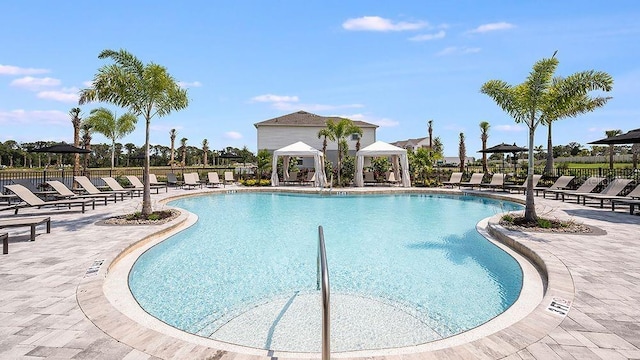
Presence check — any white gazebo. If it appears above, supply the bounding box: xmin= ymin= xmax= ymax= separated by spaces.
xmin=355 ymin=141 xmax=411 ymax=187
xmin=270 ymin=141 xmax=327 ymax=187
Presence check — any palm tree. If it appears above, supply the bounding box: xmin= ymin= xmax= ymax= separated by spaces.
xmin=458 ymin=132 xmax=466 ymax=173
xmin=321 ymin=118 xmax=362 ymax=185
xmin=632 ymin=144 xmax=639 ymax=170
xmin=84 ymin=107 xmax=136 ymax=169
xmin=542 ymin=73 xmax=613 ymax=174
xmin=124 ymin=143 xmax=136 ymax=166
xmin=605 ymin=129 xmax=622 ymax=169
xmin=317 ymin=128 xmax=332 ymax=157
xmin=79 ymin=49 xmax=189 ymax=216
xmin=202 ymin=139 xmax=209 ymax=167
xmin=169 ymin=129 xmax=177 ymax=166
xmin=70 ymin=108 xmax=82 ymax=175
xmin=81 ymin=123 xmax=92 ymax=169
xmin=180 ymin=137 xmax=188 ymax=166
xmin=479 ymin=121 xmax=490 ymax=174
xmin=428 ymin=120 xmax=433 ymax=149
xmin=481 ymin=54 xmax=613 ymax=222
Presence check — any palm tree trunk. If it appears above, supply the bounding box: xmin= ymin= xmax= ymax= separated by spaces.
xmin=524 ymin=127 xmax=537 ymax=222
xmin=111 ymin=140 xmax=116 ymax=169
xmin=544 ymin=123 xmax=554 ymax=174
xmin=142 ymin=118 xmax=152 ymax=216
xmin=609 ymin=145 xmax=614 ymax=169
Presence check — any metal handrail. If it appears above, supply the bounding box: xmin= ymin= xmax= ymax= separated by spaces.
xmin=317 ymin=226 xmax=330 ymax=360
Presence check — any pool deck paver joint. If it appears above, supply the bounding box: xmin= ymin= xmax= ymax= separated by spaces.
xmin=1 ymin=185 xmax=639 ymax=359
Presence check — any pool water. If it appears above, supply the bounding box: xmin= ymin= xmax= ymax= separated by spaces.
xmin=129 ymin=193 xmax=523 ymax=352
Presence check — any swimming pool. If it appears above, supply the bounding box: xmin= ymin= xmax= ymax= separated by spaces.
xmin=129 ymin=193 xmax=524 ymax=352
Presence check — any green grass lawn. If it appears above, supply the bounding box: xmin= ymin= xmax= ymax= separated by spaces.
xmin=562 ymin=163 xmax=635 ymax=169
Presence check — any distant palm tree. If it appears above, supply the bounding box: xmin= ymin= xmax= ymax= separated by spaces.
xmin=321 ymin=118 xmax=362 ymax=185
xmin=428 ymin=120 xmax=433 ymax=149
xmin=479 ymin=121 xmax=490 ymax=174
xmin=317 ymin=128 xmax=332 ymax=157
xmin=458 ymin=132 xmax=466 ymax=173
xmin=202 ymin=139 xmax=209 ymax=166
xmin=169 ymin=129 xmax=177 ymax=166
xmin=180 ymin=137 xmax=188 ymax=165
xmin=85 ymin=107 xmax=137 ymax=169
xmin=605 ymin=129 xmax=622 ymax=169
xmin=70 ymin=108 xmax=82 ymax=175
xmin=81 ymin=123 xmax=92 ymax=169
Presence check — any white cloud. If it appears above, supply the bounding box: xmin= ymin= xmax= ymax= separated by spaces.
xmin=10 ymin=76 xmax=61 ymax=90
xmin=409 ymin=30 xmax=446 ymax=42
xmin=0 ymin=109 xmax=69 ymax=126
xmin=342 ymin=16 xmax=427 ymax=32
xmin=178 ymin=81 xmax=202 ymax=88
xmin=469 ymin=22 xmax=515 ymax=34
xmin=495 ymin=124 xmax=525 ymax=132
xmin=224 ymin=131 xmax=243 ymax=140
xmin=252 ymin=94 xmax=300 ymax=103
xmin=37 ymin=87 xmax=79 ymax=103
xmin=0 ymin=64 xmax=50 ymax=75
xmin=346 ymin=113 xmax=399 ymax=127
xmin=436 ymin=46 xmax=481 ymax=56
xmin=82 ymin=80 xmax=94 ymax=87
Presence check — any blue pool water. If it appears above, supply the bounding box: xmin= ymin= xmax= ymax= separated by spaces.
xmin=129 ymin=193 xmax=523 ymax=352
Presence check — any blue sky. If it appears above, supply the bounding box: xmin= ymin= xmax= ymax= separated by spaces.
xmin=1 ymin=1 xmax=638 ymax=157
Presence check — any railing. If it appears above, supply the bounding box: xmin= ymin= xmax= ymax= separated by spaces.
xmin=316 ymin=226 xmax=330 ymax=360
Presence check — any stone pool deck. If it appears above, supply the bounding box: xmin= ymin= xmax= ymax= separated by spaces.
xmin=0 ymin=185 xmax=639 ymax=359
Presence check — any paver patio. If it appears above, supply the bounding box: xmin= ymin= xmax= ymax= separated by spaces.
xmin=1 ymin=185 xmax=639 ymax=359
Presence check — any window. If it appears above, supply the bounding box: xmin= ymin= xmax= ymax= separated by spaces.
xmin=351 ymin=134 xmax=360 ymax=141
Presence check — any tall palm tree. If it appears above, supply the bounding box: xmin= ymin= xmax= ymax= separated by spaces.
xmin=543 ymin=73 xmax=613 ymax=174
xmin=321 ymin=118 xmax=362 ymax=185
xmin=632 ymin=143 xmax=639 ymax=170
xmin=169 ymin=129 xmax=177 ymax=166
xmin=458 ymin=132 xmax=466 ymax=173
xmin=605 ymin=129 xmax=622 ymax=169
xmin=180 ymin=137 xmax=188 ymax=166
xmin=202 ymin=139 xmax=209 ymax=166
xmin=70 ymin=108 xmax=82 ymax=176
xmin=317 ymin=128 xmax=333 ymax=157
xmin=481 ymin=54 xmax=613 ymax=222
xmin=79 ymin=49 xmax=189 ymax=216
xmin=81 ymin=123 xmax=92 ymax=169
xmin=479 ymin=121 xmax=490 ymax=174
xmin=428 ymin=120 xmax=433 ymax=149
xmin=85 ymin=107 xmax=137 ymax=169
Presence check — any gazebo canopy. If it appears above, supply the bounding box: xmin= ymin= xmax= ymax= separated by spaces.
xmin=270 ymin=141 xmax=326 ymax=187
xmin=355 ymin=141 xmax=411 ymax=187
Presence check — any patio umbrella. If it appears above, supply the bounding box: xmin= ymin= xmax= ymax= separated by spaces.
xmin=478 ymin=143 xmax=528 ymax=173
xmin=29 ymin=143 xmax=90 ymax=154
xmin=588 ymin=128 xmax=640 ymax=144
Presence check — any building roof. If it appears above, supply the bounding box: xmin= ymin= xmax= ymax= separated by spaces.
xmin=390 ymin=137 xmax=429 ymax=149
xmin=254 ymin=110 xmax=378 ymax=128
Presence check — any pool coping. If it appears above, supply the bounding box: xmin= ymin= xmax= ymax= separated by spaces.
xmin=76 ymin=187 xmax=575 ymax=359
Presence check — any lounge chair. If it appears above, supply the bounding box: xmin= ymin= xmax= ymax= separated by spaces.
xmin=148 ymin=173 xmax=167 ymax=187
xmin=11 ymin=178 xmax=57 ymax=200
xmin=576 ymin=179 xmax=633 ymax=207
xmin=363 ymin=171 xmax=376 ymax=185
xmin=207 ymin=172 xmax=222 ymax=187
xmin=0 ymin=216 xmax=50 ymax=246
xmin=284 ymin=170 xmax=299 ymax=185
xmin=301 ymin=171 xmax=316 ymax=185
xmin=182 ymin=173 xmax=202 ymax=189
xmin=74 ymin=176 xmax=129 ymax=201
xmin=459 ymin=173 xmax=484 ymax=189
xmin=607 ymin=184 xmax=640 ymax=214
xmin=224 ymin=171 xmax=235 ymax=186
xmin=479 ymin=173 xmax=505 ymax=191
xmin=46 ymin=180 xmax=111 ymax=205
xmin=1 ymin=232 xmax=7 ymax=255
xmin=543 ymin=176 xmax=606 ymax=201
xmin=166 ymin=173 xmax=183 ymax=187
xmin=533 ymin=175 xmax=574 ymax=196
xmin=505 ymin=174 xmax=543 ymax=194
xmin=3 ymin=184 xmax=95 ymax=214
xmin=442 ymin=172 xmax=463 ymax=188
xmin=101 ymin=177 xmax=142 ymax=197
xmin=125 ymin=175 xmax=167 ymax=193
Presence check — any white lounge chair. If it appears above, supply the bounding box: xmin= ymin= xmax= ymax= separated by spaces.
xmin=125 ymin=175 xmax=167 ymax=193
xmin=479 ymin=173 xmax=505 ymax=191
xmin=224 ymin=171 xmax=235 ymax=186
xmin=3 ymin=184 xmax=95 ymax=214
xmin=533 ymin=175 xmax=574 ymax=196
xmin=442 ymin=172 xmax=463 ymax=188
xmin=74 ymin=176 xmax=129 ymax=201
xmin=46 ymin=180 xmax=111 ymax=205
xmin=207 ymin=172 xmax=222 ymax=187
xmin=543 ymin=177 xmax=606 ymax=201
xmin=101 ymin=177 xmax=141 ymax=197
xmin=459 ymin=173 xmax=484 ymax=189
xmin=576 ymin=178 xmax=633 ymax=207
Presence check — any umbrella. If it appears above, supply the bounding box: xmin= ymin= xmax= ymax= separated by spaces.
xmin=29 ymin=143 xmax=90 ymax=154
xmin=478 ymin=143 xmax=528 ymax=172
xmin=588 ymin=128 xmax=640 ymax=145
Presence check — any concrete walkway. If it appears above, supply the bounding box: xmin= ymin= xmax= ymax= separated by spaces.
xmin=0 ymin=185 xmax=639 ymax=359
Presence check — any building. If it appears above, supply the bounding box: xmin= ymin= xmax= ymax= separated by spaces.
xmin=254 ymin=111 xmax=378 ymax=166
xmin=390 ymin=137 xmax=431 ymax=152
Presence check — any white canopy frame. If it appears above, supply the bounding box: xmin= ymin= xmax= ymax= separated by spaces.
xmin=270 ymin=141 xmax=327 ymax=187
xmin=355 ymin=141 xmax=411 ymax=187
